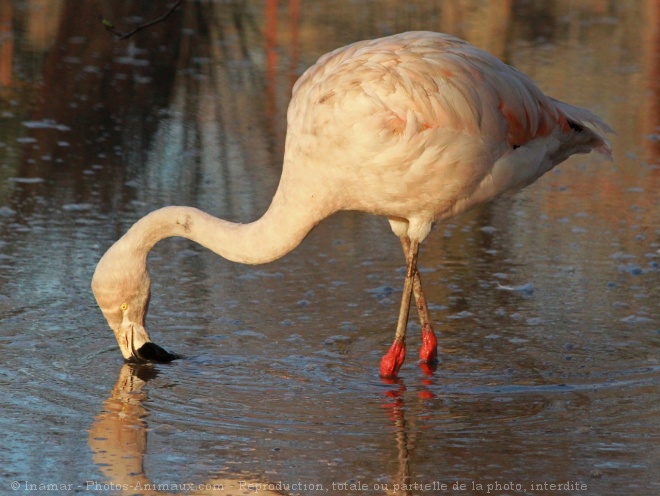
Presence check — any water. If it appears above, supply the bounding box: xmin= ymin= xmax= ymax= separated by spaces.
xmin=1 ymin=1 xmax=658 ymax=495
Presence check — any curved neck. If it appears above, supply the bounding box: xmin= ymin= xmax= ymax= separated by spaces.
xmin=120 ymin=189 xmax=328 ymax=265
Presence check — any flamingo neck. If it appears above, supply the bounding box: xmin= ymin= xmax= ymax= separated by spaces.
xmin=119 ymin=189 xmax=328 ymax=266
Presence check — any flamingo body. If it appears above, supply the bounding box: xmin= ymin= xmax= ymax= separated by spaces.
xmin=284 ymin=32 xmax=610 ymax=238
xmin=92 ymin=32 xmax=612 ymax=377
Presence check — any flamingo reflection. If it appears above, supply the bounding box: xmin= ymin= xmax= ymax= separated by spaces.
xmin=88 ymin=364 xmax=283 ymax=495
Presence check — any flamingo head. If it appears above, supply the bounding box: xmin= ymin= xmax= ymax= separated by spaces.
xmin=91 ymin=247 xmax=181 ymax=363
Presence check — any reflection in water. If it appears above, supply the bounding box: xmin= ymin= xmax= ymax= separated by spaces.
xmin=0 ymin=2 xmax=13 ymax=87
xmin=381 ymin=381 xmax=415 ymax=496
xmin=89 ymin=364 xmax=284 ymax=495
xmin=0 ymin=1 xmax=658 ymax=495
xmin=90 ymin=365 xmax=446 ymax=496
xmin=90 ymin=366 xmax=459 ymax=496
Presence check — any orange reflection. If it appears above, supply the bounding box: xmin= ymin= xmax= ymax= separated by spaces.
xmin=0 ymin=1 xmax=12 ymax=87
xmin=89 ymin=364 xmax=284 ymax=496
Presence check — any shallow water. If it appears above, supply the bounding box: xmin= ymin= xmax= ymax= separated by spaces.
xmin=1 ymin=1 xmax=659 ymax=495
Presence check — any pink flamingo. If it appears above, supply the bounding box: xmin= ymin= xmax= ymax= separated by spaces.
xmin=92 ymin=32 xmax=612 ymax=378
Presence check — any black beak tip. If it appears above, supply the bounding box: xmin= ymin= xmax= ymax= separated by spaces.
xmin=129 ymin=342 xmax=183 ymax=363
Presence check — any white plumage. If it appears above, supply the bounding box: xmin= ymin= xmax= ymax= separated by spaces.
xmin=92 ymin=32 xmax=613 ymax=377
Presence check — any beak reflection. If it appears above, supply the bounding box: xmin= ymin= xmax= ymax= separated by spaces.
xmin=88 ymin=364 xmax=282 ymax=495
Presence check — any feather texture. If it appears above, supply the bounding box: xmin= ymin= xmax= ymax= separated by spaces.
xmin=93 ymin=32 xmax=613 ymax=373
xmin=286 ymin=31 xmax=612 ymax=232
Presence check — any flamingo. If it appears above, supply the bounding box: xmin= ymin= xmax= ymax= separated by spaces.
xmin=92 ymin=32 xmax=613 ymax=378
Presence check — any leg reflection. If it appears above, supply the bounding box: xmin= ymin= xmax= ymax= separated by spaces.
xmin=381 ymin=375 xmax=439 ymax=496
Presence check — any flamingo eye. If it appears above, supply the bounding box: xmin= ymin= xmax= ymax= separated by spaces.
xmin=120 ymin=303 xmax=128 ymax=312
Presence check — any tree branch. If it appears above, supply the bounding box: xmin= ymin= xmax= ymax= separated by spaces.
xmin=101 ymin=0 xmax=183 ymax=40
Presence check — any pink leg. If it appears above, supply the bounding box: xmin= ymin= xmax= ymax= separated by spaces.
xmin=380 ymin=240 xmax=419 ymax=378
xmin=380 ymin=338 xmax=406 ymax=378
xmin=400 ymin=237 xmax=439 ymax=366
xmin=419 ymin=323 xmax=438 ymax=363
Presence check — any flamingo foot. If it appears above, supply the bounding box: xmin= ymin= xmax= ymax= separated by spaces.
xmin=419 ymin=360 xmax=438 ymax=376
xmin=419 ymin=324 xmax=438 ymax=363
xmin=380 ymin=339 xmax=406 ymax=378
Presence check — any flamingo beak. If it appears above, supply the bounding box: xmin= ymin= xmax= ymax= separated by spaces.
xmin=132 ymin=342 xmax=182 ymax=363
xmin=116 ymin=323 xmax=182 ymax=363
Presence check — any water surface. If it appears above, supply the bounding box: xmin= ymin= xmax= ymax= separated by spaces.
xmin=1 ymin=1 xmax=658 ymax=495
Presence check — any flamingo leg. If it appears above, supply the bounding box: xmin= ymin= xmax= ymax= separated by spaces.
xmin=380 ymin=239 xmax=419 ymax=378
xmin=399 ymin=237 xmax=438 ymax=365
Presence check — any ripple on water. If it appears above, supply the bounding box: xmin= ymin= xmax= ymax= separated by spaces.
xmin=146 ymin=353 xmax=385 ymax=430
xmin=130 ymin=338 xmax=659 ymax=443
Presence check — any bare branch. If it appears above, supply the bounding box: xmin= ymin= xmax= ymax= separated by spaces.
xmin=101 ymin=0 xmax=183 ymax=40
